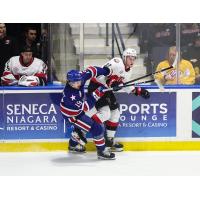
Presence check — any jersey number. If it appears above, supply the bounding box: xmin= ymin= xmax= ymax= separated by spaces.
xmin=75 ymin=101 xmax=83 ymax=108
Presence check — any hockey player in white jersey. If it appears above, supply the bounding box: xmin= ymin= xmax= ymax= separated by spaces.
xmin=1 ymin=46 xmax=47 ymax=86
xmin=68 ymin=48 xmax=150 ymax=153
xmin=86 ymin=48 xmax=150 ymax=152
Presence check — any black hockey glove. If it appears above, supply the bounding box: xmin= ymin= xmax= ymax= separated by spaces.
xmin=133 ymin=87 xmax=150 ymax=99
xmin=110 ymin=81 xmax=122 ymax=91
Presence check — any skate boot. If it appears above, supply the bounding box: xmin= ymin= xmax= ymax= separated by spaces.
xmin=97 ymin=150 xmax=116 ymax=160
xmin=105 ymin=137 xmax=124 ymax=152
xmin=68 ymin=144 xmax=86 ymax=153
xmin=68 ymin=139 xmax=86 ymax=153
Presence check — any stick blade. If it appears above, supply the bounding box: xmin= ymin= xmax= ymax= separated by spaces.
xmin=155 ymin=79 xmax=165 ymax=92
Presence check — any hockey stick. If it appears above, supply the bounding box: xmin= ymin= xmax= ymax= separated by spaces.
xmin=123 ymin=52 xmax=178 ymax=86
xmin=123 ymin=79 xmax=165 ymax=92
xmin=123 ymin=66 xmax=173 ymax=86
xmin=155 ymin=79 xmax=165 ymax=92
xmin=153 ymin=52 xmax=178 ymax=92
xmin=102 ymin=53 xmax=178 ymax=92
xmin=103 ymin=79 xmax=165 ymax=92
xmin=103 ymin=79 xmax=155 ymax=92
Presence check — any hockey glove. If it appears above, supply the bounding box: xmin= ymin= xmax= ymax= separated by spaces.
xmin=1 ymin=73 xmax=18 ymax=86
xmin=92 ymin=85 xmax=107 ymax=101
xmin=133 ymin=87 xmax=150 ymax=99
xmin=18 ymin=75 xmax=40 ymax=87
xmin=106 ymin=75 xmax=123 ymax=87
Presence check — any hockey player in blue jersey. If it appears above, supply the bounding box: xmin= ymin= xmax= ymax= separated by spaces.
xmin=60 ymin=66 xmax=115 ymax=160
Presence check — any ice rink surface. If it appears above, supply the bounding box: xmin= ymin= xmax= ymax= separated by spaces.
xmin=1 ymin=151 xmax=200 ymax=176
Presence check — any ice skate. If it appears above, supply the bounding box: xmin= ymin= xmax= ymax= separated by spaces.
xmin=97 ymin=150 xmax=116 ymax=160
xmin=105 ymin=137 xmax=124 ymax=152
xmin=68 ymin=144 xmax=86 ymax=153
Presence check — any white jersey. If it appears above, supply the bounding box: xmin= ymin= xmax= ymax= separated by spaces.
xmin=4 ymin=56 xmax=47 ymax=77
xmin=94 ymin=57 xmax=134 ymax=93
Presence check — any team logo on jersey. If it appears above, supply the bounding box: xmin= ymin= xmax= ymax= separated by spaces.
xmin=114 ymin=58 xmax=120 ymax=63
xmin=70 ymin=95 xmax=76 ymax=101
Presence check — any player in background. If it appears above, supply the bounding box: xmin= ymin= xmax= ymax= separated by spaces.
xmin=60 ymin=66 xmax=115 ymax=160
xmin=1 ymin=46 xmax=47 ymax=86
xmin=85 ymin=48 xmax=150 ymax=152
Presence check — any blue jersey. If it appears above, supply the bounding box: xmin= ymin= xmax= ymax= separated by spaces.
xmin=60 ymin=66 xmax=110 ymax=118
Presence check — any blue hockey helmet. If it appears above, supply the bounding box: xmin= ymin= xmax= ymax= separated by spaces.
xmin=67 ymin=70 xmax=82 ymax=82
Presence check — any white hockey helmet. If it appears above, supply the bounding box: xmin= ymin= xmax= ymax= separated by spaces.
xmin=122 ymin=48 xmax=137 ymax=62
xmin=18 ymin=75 xmax=40 ymax=87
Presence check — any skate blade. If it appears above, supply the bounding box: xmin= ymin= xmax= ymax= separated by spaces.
xmin=105 ymin=147 xmax=124 ymax=152
xmin=68 ymin=150 xmax=86 ymax=154
xmin=97 ymin=156 xmax=116 ymax=160
xmin=110 ymin=148 xmax=123 ymax=152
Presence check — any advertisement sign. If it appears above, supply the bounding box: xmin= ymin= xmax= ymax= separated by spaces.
xmin=2 ymin=92 xmax=66 ymax=139
xmin=192 ymin=92 xmax=200 ymax=138
xmin=0 ymin=90 xmax=177 ymax=140
xmin=115 ymin=92 xmax=176 ymax=137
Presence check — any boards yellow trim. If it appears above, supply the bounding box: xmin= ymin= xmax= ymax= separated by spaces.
xmin=1 ymin=141 xmax=200 ymax=152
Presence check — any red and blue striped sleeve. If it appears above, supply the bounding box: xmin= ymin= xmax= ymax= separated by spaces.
xmin=60 ymin=101 xmax=83 ymax=117
xmin=82 ymin=66 xmax=111 ymax=82
xmin=83 ymin=93 xmax=96 ymax=112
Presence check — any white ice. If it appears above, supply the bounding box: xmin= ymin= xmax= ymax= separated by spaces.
xmin=0 ymin=151 xmax=200 ymax=176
